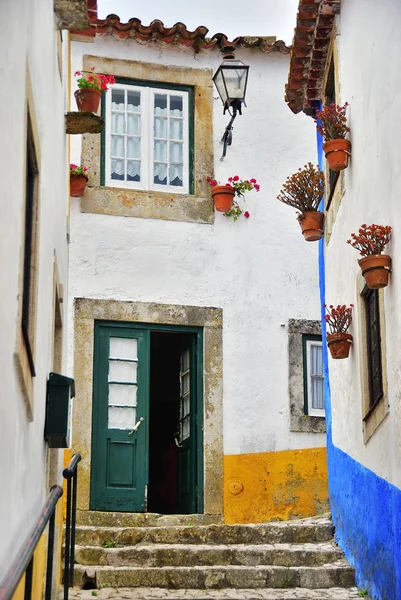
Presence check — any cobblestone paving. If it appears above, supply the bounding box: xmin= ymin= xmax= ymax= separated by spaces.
xmin=68 ymin=587 xmax=367 ymax=599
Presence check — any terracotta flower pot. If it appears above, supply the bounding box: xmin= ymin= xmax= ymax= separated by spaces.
xmin=70 ymin=174 xmax=88 ymax=197
xmin=212 ymin=185 xmax=235 ymax=212
xmin=358 ymin=254 xmax=391 ymax=289
xmin=327 ymin=333 xmax=353 ymax=359
xmin=297 ymin=211 xmax=324 ymax=242
xmin=323 ymin=139 xmax=351 ymax=171
xmin=74 ymin=88 xmax=102 ymax=113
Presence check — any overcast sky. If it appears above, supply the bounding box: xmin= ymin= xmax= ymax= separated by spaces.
xmin=97 ymin=0 xmax=299 ymax=44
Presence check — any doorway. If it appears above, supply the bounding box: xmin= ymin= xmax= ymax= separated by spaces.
xmin=90 ymin=322 xmax=203 ymax=514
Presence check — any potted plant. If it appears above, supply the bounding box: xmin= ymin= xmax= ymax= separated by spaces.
xmin=206 ymin=175 xmax=260 ymax=219
xmin=70 ymin=163 xmax=88 ymax=197
xmin=324 ymin=304 xmax=354 ymax=359
xmin=315 ymin=103 xmax=351 ymax=171
xmin=347 ymin=224 xmax=392 ymax=289
xmin=277 ymin=163 xmax=325 ymax=241
xmin=74 ymin=68 xmax=116 ymax=113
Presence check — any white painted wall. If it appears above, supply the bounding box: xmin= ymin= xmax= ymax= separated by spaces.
xmin=69 ymin=36 xmax=324 ymax=456
xmin=325 ymin=0 xmax=401 ymax=487
xmin=0 ymin=0 xmax=70 ymax=575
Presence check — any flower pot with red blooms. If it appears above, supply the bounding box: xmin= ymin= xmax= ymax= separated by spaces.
xmin=315 ymin=103 xmax=351 ymax=171
xmin=324 ymin=304 xmax=353 ymax=360
xmin=297 ymin=210 xmax=324 ymax=242
xmin=207 ymin=176 xmax=260 ymax=221
xmin=347 ymin=224 xmax=392 ymax=289
xmin=74 ymin=68 xmax=116 ymax=113
xmin=277 ymin=163 xmax=325 ymax=242
xmin=70 ymin=163 xmax=88 ymax=197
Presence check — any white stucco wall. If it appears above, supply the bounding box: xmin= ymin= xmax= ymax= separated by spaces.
xmin=69 ymin=36 xmax=324 ymax=457
xmin=0 ymin=0 xmax=70 ymax=575
xmin=325 ymin=0 xmax=401 ymax=487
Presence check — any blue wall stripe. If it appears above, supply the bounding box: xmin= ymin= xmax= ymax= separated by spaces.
xmin=317 ymin=120 xmax=401 ymax=600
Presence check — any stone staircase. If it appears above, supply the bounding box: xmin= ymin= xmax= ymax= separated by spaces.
xmin=70 ymin=512 xmax=361 ymax=599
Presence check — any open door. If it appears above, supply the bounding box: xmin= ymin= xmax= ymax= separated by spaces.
xmin=90 ymin=324 xmax=149 ymax=512
xmin=176 ymin=337 xmax=198 ymax=513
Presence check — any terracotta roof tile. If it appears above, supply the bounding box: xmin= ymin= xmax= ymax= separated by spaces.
xmin=72 ymin=14 xmax=290 ymax=54
xmin=285 ymin=0 xmax=341 ymax=115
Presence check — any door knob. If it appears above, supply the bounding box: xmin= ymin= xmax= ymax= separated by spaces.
xmin=128 ymin=416 xmax=144 ymax=436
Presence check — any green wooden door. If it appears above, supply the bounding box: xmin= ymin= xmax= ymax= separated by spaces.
xmin=90 ymin=324 xmax=149 ymax=512
xmin=177 ymin=337 xmax=198 ymax=513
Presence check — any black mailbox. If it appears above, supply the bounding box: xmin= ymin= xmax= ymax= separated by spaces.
xmin=44 ymin=372 xmax=75 ymax=448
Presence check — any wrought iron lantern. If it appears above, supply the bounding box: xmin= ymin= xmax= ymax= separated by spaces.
xmin=213 ymin=48 xmax=249 ymax=158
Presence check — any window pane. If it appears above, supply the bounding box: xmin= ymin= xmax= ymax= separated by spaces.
xmin=154 ymin=140 xmax=167 ymax=162
xmin=311 ymin=378 xmax=324 ymax=409
xmin=182 ymin=373 xmax=190 ymax=395
xmin=111 ymin=159 xmax=124 ymax=180
xmin=154 ymin=94 xmax=167 ymax=116
xmin=154 ymin=163 xmax=167 ymax=185
xmin=127 ymin=137 xmax=141 ymax=159
xmin=127 ymin=90 xmax=141 ymax=112
xmin=111 ymin=135 xmax=125 ymax=158
xmin=127 ymin=114 xmax=140 ymax=135
xmin=182 ymin=415 xmax=190 ymax=440
xmin=127 ymin=160 xmax=141 ymax=182
xmin=181 ymin=350 xmax=190 ymax=371
xmin=170 ymin=141 xmax=183 ymax=164
xmin=112 ymin=88 xmax=125 ymax=110
xmin=110 ymin=337 xmax=138 ymax=360
xmin=170 ymin=118 xmax=183 ymax=140
xmin=109 ymin=360 xmax=137 ymax=383
xmin=169 ymin=164 xmax=183 ymax=187
xmin=108 ymin=406 xmax=136 ymax=429
xmin=154 ymin=117 xmax=167 ymax=139
xmin=108 ymin=383 xmax=137 ymax=407
xmin=111 ymin=113 xmax=125 ymax=134
xmin=183 ymin=395 xmax=190 ymax=417
xmin=170 ymin=95 xmax=183 ymax=117
xmin=310 ymin=344 xmax=323 ymax=376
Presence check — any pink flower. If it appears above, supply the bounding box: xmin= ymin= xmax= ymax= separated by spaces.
xmin=211 ymin=179 xmax=218 ymax=187
xmin=244 ymin=211 xmax=250 ymax=218
xmin=70 ymin=163 xmax=77 ymax=169
xmin=255 ymin=184 xmax=260 ymax=192
xmin=74 ymin=71 xmax=81 ymax=76
xmin=233 ymin=175 xmax=239 ymax=182
xmin=206 ymin=176 xmax=211 ymax=182
xmin=250 ymin=178 xmax=256 ymax=183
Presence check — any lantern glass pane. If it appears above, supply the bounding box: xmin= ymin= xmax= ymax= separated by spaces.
xmin=221 ymin=66 xmax=248 ymax=101
xmin=213 ymin=69 xmax=228 ymax=105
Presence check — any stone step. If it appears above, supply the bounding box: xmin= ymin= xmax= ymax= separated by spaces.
xmin=76 ymin=511 xmax=223 ymax=528
xmin=73 ymin=563 xmax=355 ymax=590
xmin=68 ymin=587 xmax=365 ymax=600
xmin=74 ymin=542 xmax=343 ymax=568
xmin=74 ymin=518 xmax=334 ymax=547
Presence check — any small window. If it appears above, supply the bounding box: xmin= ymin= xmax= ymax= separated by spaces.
xmin=105 ymin=82 xmax=191 ymax=194
xmin=22 ymin=114 xmax=39 ymax=376
xmin=303 ymin=337 xmax=324 ymax=417
xmin=363 ymin=288 xmax=383 ymax=410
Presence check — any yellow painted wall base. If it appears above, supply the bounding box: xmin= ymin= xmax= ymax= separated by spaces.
xmin=11 ymin=532 xmax=46 ymax=600
xmin=224 ymin=447 xmax=329 ymax=524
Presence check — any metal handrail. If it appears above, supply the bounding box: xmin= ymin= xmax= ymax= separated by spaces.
xmin=63 ymin=453 xmax=81 ymax=598
xmin=0 ymin=485 xmax=63 ymax=600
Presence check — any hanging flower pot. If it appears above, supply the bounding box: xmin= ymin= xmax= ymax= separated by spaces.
xmin=315 ymin=103 xmax=351 ymax=171
xmin=70 ymin=163 xmax=88 ymax=197
xmin=211 ymin=185 xmax=236 ymax=212
xmin=70 ymin=174 xmax=88 ymax=197
xmin=327 ymin=333 xmax=353 ymax=359
xmin=347 ymin=224 xmax=392 ymax=289
xmin=323 ymin=139 xmax=351 ymax=171
xmin=74 ymin=88 xmax=102 ymax=113
xmin=358 ymin=254 xmax=391 ymax=289
xmin=297 ymin=211 xmax=324 ymax=242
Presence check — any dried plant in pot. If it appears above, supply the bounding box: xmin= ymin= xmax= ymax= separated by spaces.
xmin=315 ymin=103 xmax=351 ymax=171
xmin=347 ymin=224 xmax=392 ymax=289
xmin=206 ymin=176 xmax=260 ymax=220
xmin=70 ymin=163 xmax=88 ymax=197
xmin=277 ymin=163 xmax=324 ymax=241
xmin=324 ymin=304 xmax=353 ymax=359
xmin=74 ymin=68 xmax=116 ymax=113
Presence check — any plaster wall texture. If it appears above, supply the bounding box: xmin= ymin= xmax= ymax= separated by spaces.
xmin=0 ymin=0 xmax=70 ymax=577
xmin=69 ymin=36 xmax=324 ymax=457
xmin=324 ymin=0 xmax=401 ymax=489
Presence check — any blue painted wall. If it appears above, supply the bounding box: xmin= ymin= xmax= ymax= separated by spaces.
xmin=317 ymin=128 xmax=401 ymax=599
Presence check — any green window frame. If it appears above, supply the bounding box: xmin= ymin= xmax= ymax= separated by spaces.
xmin=303 ymin=334 xmax=324 ymax=417
xmin=101 ymin=78 xmax=194 ymax=195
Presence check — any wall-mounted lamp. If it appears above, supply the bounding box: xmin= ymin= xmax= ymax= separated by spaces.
xmin=213 ymin=47 xmax=249 ymax=159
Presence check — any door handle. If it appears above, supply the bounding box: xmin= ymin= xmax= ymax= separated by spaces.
xmin=128 ymin=417 xmax=144 ymax=436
